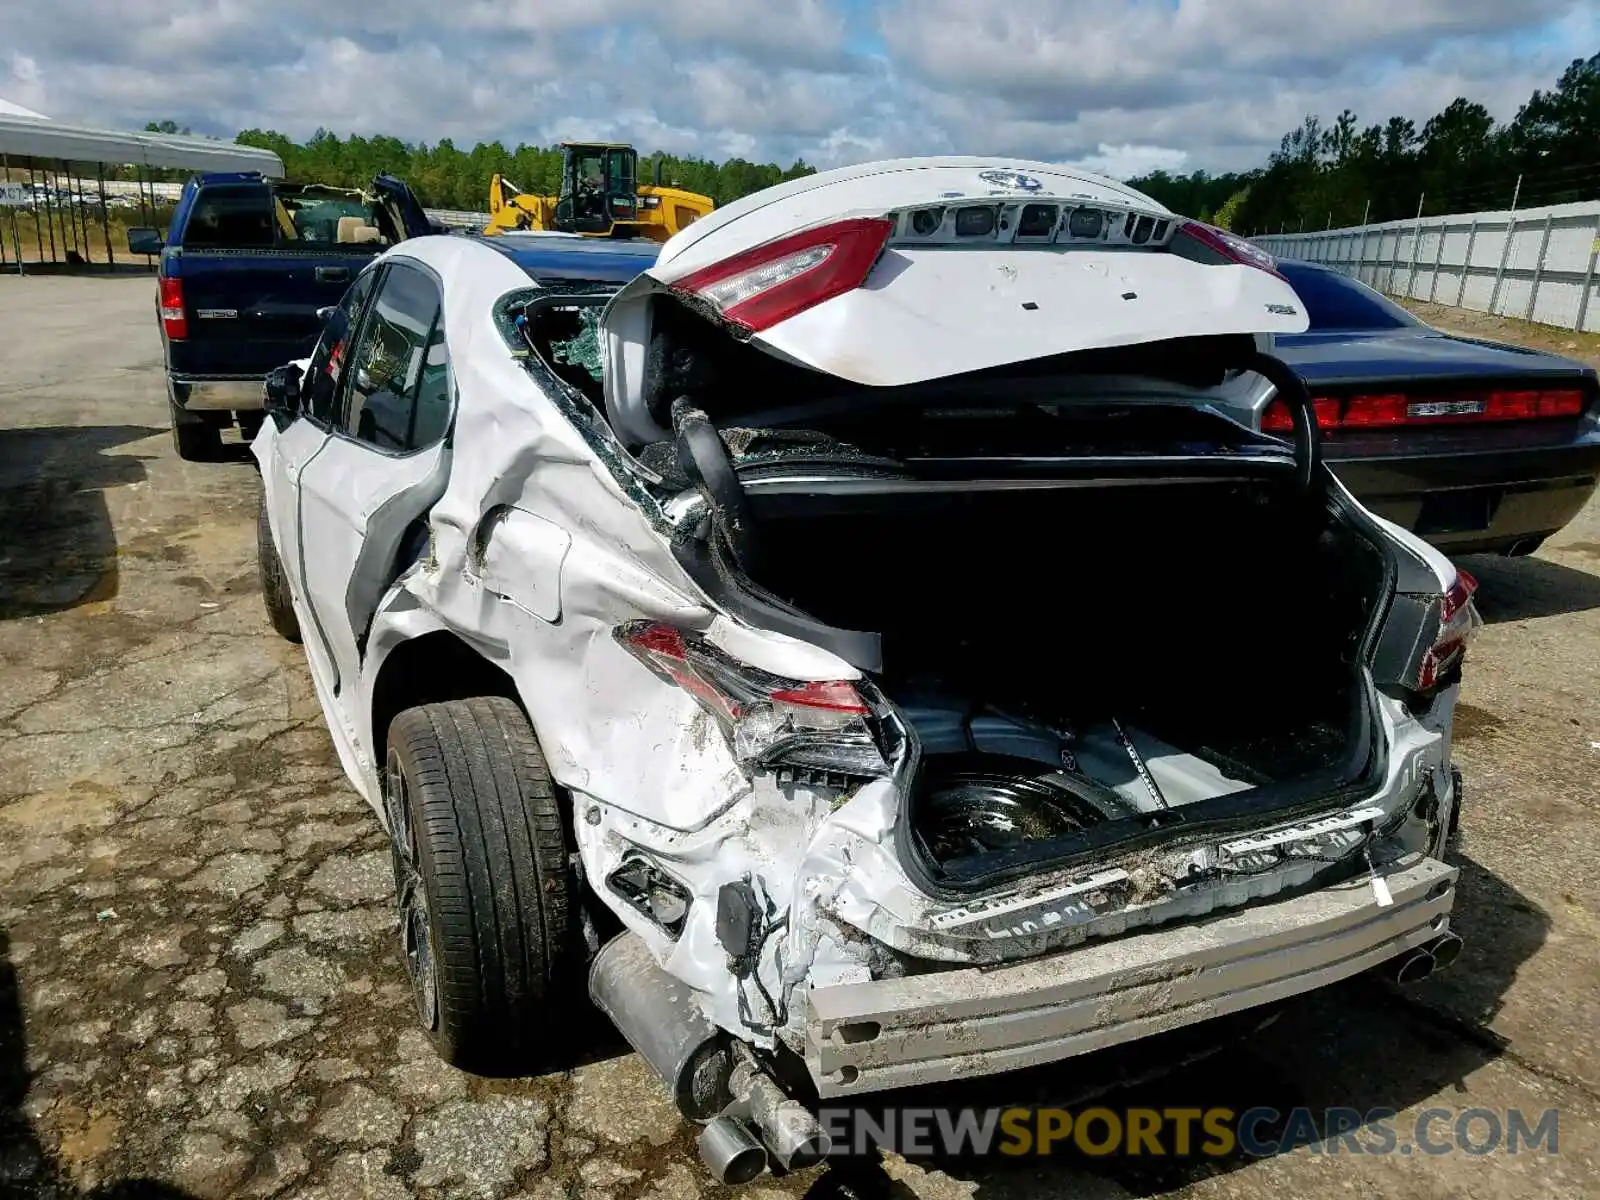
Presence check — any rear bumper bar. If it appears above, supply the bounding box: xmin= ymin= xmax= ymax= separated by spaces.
xmin=805 ymin=855 xmax=1456 ymax=1097
xmin=169 ymin=374 xmax=265 ymax=412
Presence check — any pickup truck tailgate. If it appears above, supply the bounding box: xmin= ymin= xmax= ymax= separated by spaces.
xmin=167 ymin=249 xmax=374 ymax=378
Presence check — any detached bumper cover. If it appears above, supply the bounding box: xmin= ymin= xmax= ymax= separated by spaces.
xmin=806 ymin=855 xmax=1455 ymax=1096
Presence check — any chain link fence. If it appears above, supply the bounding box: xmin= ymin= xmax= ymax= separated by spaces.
xmin=1254 ymin=200 xmax=1600 ymax=333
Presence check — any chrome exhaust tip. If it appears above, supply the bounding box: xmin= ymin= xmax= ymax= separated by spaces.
xmin=1426 ymin=930 xmax=1464 ymax=972
xmin=730 ymin=1058 xmax=833 ymax=1172
xmin=1394 ymin=948 xmax=1437 ymax=985
xmin=699 ymin=1115 xmax=769 ymax=1185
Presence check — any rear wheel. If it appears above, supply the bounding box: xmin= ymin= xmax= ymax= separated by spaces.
xmin=385 ymin=696 xmax=577 ymax=1073
xmin=170 ymin=392 xmax=223 ymax=461
xmin=256 ymin=498 xmax=300 ymax=643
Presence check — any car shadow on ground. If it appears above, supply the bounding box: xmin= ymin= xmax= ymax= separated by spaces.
xmin=0 ymin=929 xmax=199 ymax=1199
xmin=0 ymin=426 xmax=161 ymax=621
xmin=799 ymin=851 xmax=1548 ymax=1200
xmin=1460 ymin=550 xmax=1600 ymax=624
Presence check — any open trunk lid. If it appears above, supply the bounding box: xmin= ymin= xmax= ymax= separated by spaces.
xmin=600 ymin=157 xmax=1310 ymax=447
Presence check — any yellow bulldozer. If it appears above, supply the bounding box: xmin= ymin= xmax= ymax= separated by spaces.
xmin=485 ymin=142 xmax=715 ymax=242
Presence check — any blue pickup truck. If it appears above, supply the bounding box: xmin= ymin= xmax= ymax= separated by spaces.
xmin=130 ymin=172 xmax=436 ymax=460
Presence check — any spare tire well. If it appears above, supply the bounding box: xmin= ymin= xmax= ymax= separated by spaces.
xmin=370 ymin=631 xmax=524 ymax=759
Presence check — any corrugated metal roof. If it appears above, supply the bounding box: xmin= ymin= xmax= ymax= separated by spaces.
xmin=0 ymin=114 xmax=283 ymax=176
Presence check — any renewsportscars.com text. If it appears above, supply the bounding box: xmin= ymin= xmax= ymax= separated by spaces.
xmin=815 ymin=1106 xmax=1560 ymax=1160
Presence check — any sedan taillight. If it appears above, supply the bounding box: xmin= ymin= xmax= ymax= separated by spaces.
xmin=1418 ymin=569 xmax=1482 ymax=691
xmin=615 ymin=621 xmax=887 ymax=777
xmin=669 ymin=217 xmax=893 ymax=333
xmin=1262 ymin=387 xmax=1588 ymax=432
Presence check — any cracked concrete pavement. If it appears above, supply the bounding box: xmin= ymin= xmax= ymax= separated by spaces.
xmin=0 ymin=273 xmax=1597 ymax=1199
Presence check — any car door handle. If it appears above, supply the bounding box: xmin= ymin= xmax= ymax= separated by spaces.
xmin=315 ymin=266 xmax=350 ymax=283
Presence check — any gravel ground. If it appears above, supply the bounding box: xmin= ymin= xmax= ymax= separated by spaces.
xmin=0 ymin=274 xmax=1597 ymax=1199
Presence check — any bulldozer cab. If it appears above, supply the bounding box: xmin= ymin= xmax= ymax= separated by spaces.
xmin=555 ymin=143 xmax=639 ymax=235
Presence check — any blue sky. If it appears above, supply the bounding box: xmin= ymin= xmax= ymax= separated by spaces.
xmin=3 ymin=1 xmax=1595 ymax=178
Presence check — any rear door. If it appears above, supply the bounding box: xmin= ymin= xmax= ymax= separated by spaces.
xmin=257 ymin=265 xmax=381 ymax=619
xmin=294 ymin=258 xmax=454 ymax=732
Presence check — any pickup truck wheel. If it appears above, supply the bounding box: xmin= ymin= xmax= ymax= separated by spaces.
xmin=256 ymin=499 xmax=301 ymax=643
xmin=170 ymin=401 xmax=223 ymax=461
xmin=385 ymin=696 xmax=577 ymax=1074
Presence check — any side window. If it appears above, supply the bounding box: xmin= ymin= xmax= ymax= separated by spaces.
xmin=341 ymin=263 xmax=448 ymax=453
xmin=305 ymin=269 xmax=378 ymax=426
xmin=182 ymin=186 xmax=275 ymax=249
xmin=412 ymin=317 xmax=452 ymax=448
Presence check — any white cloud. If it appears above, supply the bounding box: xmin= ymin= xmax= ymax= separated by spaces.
xmin=3 ymin=52 xmax=49 ymax=118
xmin=3 ymin=0 xmax=1590 ymax=181
xmin=1070 ymin=144 xmax=1190 ymax=179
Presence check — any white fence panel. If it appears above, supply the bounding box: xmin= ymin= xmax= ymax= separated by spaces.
xmin=1255 ymin=199 xmax=1600 ymax=333
xmin=424 ymin=209 xmax=489 ymax=231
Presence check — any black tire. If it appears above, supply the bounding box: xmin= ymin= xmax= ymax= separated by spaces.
xmin=256 ymin=498 xmax=301 ymax=643
xmin=385 ymin=696 xmax=576 ymax=1073
xmin=171 ymin=401 xmax=223 ymax=461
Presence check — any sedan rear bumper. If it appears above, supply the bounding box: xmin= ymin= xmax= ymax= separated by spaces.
xmin=805 ymin=855 xmax=1456 ymax=1097
xmin=1328 ymin=436 xmax=1600 ymax=554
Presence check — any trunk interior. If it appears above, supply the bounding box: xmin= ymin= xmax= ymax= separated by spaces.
xmin=737 ymin=476 xmax=1390 ymax=886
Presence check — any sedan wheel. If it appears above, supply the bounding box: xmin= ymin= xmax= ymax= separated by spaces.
xmin=383 ymin=696 xmax=578 ymax=1073
xmin=386 ymin=752 xmax=439 ymax=1031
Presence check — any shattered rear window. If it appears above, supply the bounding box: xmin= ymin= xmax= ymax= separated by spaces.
xmin=551 ymin=305 xmax=604 ymax=382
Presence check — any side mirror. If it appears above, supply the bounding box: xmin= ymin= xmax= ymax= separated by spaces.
xmin=127 ymin=227 xmax=164 ymax=255
xmin=315 ymin=306 xmax=337 ymax=324
xmin=262 ymin=363 xmax=304 ymax=426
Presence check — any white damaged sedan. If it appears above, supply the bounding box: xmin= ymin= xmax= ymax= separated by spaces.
xmin=254 ymin=158 xmax=1479 ymax=1182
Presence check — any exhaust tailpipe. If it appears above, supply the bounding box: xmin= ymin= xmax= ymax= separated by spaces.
xmin=733 ymin=1060 xmax=832 ymax=1172
xmin=1426 ymin=930 xmax=1464 ymax=971
xmin=1393 ymin=929 xmax=1464 ymax=985
xmin=1394 ymin=948 xmax=1436 ymax=984
xmin=588 ymin=933 xmax=733 ymax=1119
xmin=590 ymin=933 xmax=832 ymax=1180
xmin=699 ymin=1116 xmax=769 ymax=1185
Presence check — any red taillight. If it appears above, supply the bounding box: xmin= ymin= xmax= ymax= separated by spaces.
xmin=617 ymin=622 xmax=739 ymax=722
xmin=1262 ymin=388 xmax=1590 ymax=433
xmin=1261 ymin=395 xmax=1340 ymax=432
xmin=1342 ymin=393 xmax=1409 ymax=427
xmin=1529 ymin=388 xmax=1586 ymax=417
xmin=1179 ymin=220 xmax=1282 ymax=277
xmin=1419 ymin=569 xmax=1482 ymax=691
xmin=1440 ymin=568 xmax=1477 ymax=623
xmin=159 ymin=277 xmax=187 ymax=340
xmin=768 ymin=679 xmax=871 ymax=715
xmin=670 ymin=217 xmax=893 ymax=333
xmin=615 ymin=621 xmax=886 ymax=775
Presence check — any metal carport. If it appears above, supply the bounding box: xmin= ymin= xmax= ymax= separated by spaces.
xmin=0 ymin=112 xmax=284 ymax=273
